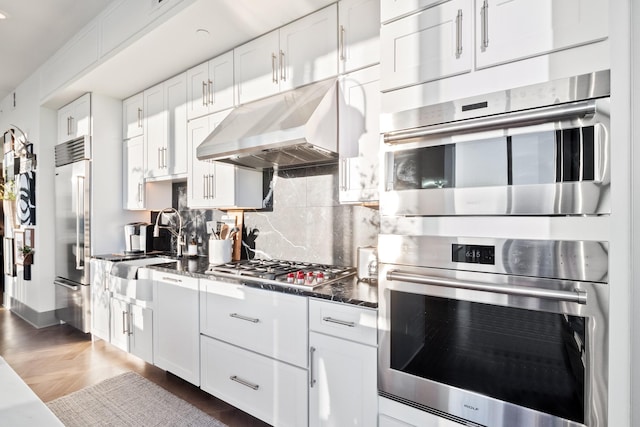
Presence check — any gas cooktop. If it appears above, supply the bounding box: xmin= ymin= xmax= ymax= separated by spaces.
xmin=204 ymin=259 xmax=356 ymax=289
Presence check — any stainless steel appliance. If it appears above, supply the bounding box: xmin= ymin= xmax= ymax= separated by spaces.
xmin=124 ymin=222 xmax=153 ymax=254
xmin=380 ymin=70 xmax=610 ymax=216
xmin=196 ymin=78 xmax=339 ymax=169
xmin=377 ymin=234 xmax=609 ymax=427
xmin=204 ymin=259 xmax=356 ymax=290
xmin=54 ymin=136 xmax=91 ymax=333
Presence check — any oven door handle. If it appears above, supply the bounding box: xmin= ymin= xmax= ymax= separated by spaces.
xmin=386 ymin=270 xmax=587 ymax=304
xmin=384 ymin=99 xmax=597 ymax=143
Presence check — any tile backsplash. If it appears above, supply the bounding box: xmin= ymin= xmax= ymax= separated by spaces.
xmin=171 ymin=164 xmax=379 ymax=267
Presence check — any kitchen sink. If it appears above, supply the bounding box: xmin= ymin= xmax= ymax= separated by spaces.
xmin=109 ymin=257 xmax=179 ymax=301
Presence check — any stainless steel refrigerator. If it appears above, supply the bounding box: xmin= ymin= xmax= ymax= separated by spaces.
xmin=54 ymin=136 xmax=91 ymax=333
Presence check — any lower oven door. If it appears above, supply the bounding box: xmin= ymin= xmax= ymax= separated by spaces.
xmin=378 ymin=263 xmax=608 ymax=427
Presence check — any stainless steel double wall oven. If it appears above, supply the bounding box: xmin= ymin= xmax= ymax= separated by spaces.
xmin=378 ymin=71 xmax=610 ymax=427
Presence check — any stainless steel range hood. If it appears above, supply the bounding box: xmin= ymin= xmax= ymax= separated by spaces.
xmin=196 ymin=78 xmax=338 ymax=170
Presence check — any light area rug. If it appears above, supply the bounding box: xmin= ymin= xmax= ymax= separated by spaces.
xmin=46 ymin=371 xmax=228 ymax=427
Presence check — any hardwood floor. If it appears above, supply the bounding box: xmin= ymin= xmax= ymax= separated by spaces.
xmin=0 ymin=304 xmax=270 ymax=427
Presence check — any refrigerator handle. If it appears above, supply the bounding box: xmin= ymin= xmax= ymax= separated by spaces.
xmin=76 ymin=176 xmax=85 ymax=270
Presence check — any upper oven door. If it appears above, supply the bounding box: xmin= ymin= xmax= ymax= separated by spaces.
xmin=381 ymin=100 xmax=610 ymax=217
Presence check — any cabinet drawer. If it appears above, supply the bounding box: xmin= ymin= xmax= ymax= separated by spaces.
xmin=150 ymin=270 xmax=198 ymax=291
xmin=200 ymin=335 xmax=308 ymax=427
xmin=309 ymin=299 xmax=377 ymax=346
xmin=200 ymin=279 xmax=308 ymax=367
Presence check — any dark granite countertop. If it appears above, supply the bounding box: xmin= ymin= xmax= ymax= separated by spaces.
xmin=109 ymin=255 xmax=378 ymax=309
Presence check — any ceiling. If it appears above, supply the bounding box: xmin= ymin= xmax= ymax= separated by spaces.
xmin=0 ymin=0 xmax=112 ymax=101
xmin=0 ymin=0 xmax=334 ymax=108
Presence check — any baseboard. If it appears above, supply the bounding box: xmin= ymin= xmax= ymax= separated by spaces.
xmin=7 ymin=297 xmax=60 ymax=328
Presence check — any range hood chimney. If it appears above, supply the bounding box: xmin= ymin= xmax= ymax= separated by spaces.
xmin=196 ymin=78 xmax=339 ymax=170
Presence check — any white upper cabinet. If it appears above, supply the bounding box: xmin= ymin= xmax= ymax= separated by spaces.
xmin=339 ymin=65 xmax=380 ymax=204
xmin=380 ymin=0 xmax=445 ymax=23
xmin=57 ymin=93 xmax=91 ymax=143
xmin=380 ymin=0 xmax=473 ymax=92
xmin=144 ymin=72 xmax=188 ymax=179
xmin=122 ymin=92 xmax=144 ymax=140
xmin=187 ymin=111 xmax=263 ymax=209
xmin=235 ymin=4 xmax=338 ymax=105
xmin=338 ymin=0 xmax=380 ymax=73
xmin=186 ymin=51 xmax=235 ymax=120
xmin=475 ymin=0 xmax=609 ymax=69
xmin=123 ymin=136 xmax=145 ymax=210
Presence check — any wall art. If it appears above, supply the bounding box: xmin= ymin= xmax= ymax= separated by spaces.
xmin=18 ymin=171 xmax=35 ymax=225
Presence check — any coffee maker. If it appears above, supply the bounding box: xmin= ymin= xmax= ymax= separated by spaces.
xmin=124 ymin=222 xmax=154 ymax=253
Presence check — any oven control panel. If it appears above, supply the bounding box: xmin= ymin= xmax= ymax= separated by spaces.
xmin=451 ymin=244 xmax=495 ymax=265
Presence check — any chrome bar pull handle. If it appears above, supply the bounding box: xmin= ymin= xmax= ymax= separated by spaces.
xmin=272 ymin=53 xmax=278 ymax=84
xmin=138 ymin=182 xmax=143 ymax=203
xmin=75 ymin=176 xmax=85 ymax=270
xmin=230 ymin=313 xmax=260 ymax=323
xmin=162 ymin=276 xmax=182 ymax=283
xmin=122 ymin=311 xmax=127 ymax=335
xmin=128 ymin=312 xmax=133 ymax=336
xmin=455 ymin=9 xmax=463 ymax=58
xmin=279 ymin=50 xmax=286 ymax=82
xmin=209 ymin=174 xmax=215 ymax=200
xmin=309 ymin=346 xmax=317 ymax=387
xmin=202 ymin=81 xmax=208 ymax=106
xmin=230 ymin=375 xmax=259 ymax=390
xmin=339 ymin=25 xmax=346 ymax=61
xmin=386 ymin=270 xmax=588 ymax=305
xmin=322 ymin=317 xmax=356 ymax=327
xmin=137 ymin=108 xmax=143 ymax=128
xmin=481 ymin=0 xmax=489 ymax=51
xmin=208 ymin=79 xmax=214 ymax=105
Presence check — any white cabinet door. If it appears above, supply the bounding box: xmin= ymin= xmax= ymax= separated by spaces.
xmin=187 ymin=110 xmax=229 ymax=208
xmin=476 ymin=0 xmax=608 ymax=69
xmin=339 ymin=65 xmax=380 ymax=204
xmin=339 ymin=0 xmax=380 ymax=73
xmin=380 ymin=0 xmax=472 ymax=92
xmin=144 ymin=73 xmax=187 ymax=178
xmin=187 ymin=111 xmax=263 ymax=209
xmin=234 ymin=30 xmax=280 ymax=105
xmin=235 ymin=5 xmax=338 ymax=104
xmin=280 ymin=4 xmax=338 ymax=92
xmin=201 ymin=335 xmax=308 ymax=427
xmin=123 ymin=136 xmax=145 ymax=210
xmin=90 ymin=259 xmax=111 ymax=342
xmin=186 ymin=62 xmax=210 ymax=120
xmin=123 ymin=92 xmax=144 ymax=139
xmin=57 ymin=93 xmax=91 ymax=143
xmin=207 ymin=51 xmax=235 ymax=114
xmin=129 ymin=303 xmax=153 ymax=364
xmin=153 ymin=273 xmax=200 ymax=385
xmin=110 ymin=297 xmax=129 ymax=352
xmin=187 ymin=52 xmax=234 ymax=120
xmin=144 ymin=82 xmax=165 ymax=178
xmin=165 ymin=72 xmax=188 ymax=176
xmin=309 ymin=332 xmax=377 ymax=427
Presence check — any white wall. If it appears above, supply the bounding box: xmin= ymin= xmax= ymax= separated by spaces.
xmin=0 ymin=72 xmax=59 ymax=313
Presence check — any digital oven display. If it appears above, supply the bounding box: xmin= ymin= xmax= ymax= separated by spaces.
xmin=451 ymin=244 xmax=495 ymax=265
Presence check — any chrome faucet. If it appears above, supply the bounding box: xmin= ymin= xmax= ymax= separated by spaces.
xmin=153 ymin=208 xmax=184 ymax=257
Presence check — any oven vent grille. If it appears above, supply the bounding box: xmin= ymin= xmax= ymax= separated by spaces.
xmin=379 ymin=391 xmax=486 ymax=427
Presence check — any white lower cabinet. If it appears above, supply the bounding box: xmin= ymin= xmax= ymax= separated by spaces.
xmin=199 ymin=278 xmax=308 ymax=426
xmin=201 ymin=335 xmax=308 ymax=427
xmin=90 ymin=259 xmax=112 ymax=342
xmin=109 ymin=296 xmax=153 ymax=364
xmin=152 ymin=272 xmax=200 ymax=385
xmin=308 ymin=299 xmax=378 ymax=427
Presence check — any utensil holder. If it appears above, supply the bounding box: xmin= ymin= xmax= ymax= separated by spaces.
xmin=209 ymin=239 xmax=232 ymax=265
